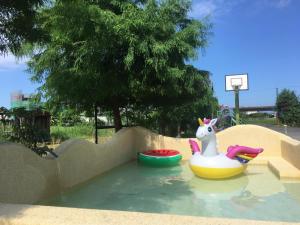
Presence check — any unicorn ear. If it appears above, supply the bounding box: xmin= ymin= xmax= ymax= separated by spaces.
xmin=210 ymin=118 xmax=218 ymax=126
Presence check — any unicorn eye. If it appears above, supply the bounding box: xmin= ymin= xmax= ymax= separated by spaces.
xmin=208 ymin=127 xmax=212 ymax=132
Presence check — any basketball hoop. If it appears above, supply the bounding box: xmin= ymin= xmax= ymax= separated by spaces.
xmin=225 ymin=74 xmax=248 ymax=92
xmin=225 ymin=74 xmax=249 ymax=125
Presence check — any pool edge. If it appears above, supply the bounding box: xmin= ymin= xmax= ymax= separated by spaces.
xmin=1 ymin=203 xmax=299 ymax=225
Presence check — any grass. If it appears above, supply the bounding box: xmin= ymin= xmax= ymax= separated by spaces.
xmin=0 ymin=125 xmax=11 ymax=143
xmin=50 ymin=124 xmax=114 ymax=143
xmin=243 ymin=117 xmax=278 ymax=126
xmin=0 ymin=133 xmax=7 ymax=143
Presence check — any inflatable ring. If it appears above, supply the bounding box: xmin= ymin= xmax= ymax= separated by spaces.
xmin=138 ymin=149 xmax=182 ymax=167
xmin=189 ymin=118 xmax=264 ymax=179
xmin=190 ymin=153 xmax=246 ymax=179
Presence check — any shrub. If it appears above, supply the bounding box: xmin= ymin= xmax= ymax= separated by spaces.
xmin=276 ymin=89 xmax=300 ymax=126
xmin=50 ymin=129 xmax=70 ymax=143
xmin=9 ymin=107 xmax=50 ymax=156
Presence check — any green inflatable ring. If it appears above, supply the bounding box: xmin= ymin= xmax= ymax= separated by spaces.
xmin=138 ymin=149 xmax=182 ymax=167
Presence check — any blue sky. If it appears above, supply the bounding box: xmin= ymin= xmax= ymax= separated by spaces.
xmin=0 ymin=0 xmax=299 ymax=108
xmin=190 ymin=0 xmax=300 ymax=107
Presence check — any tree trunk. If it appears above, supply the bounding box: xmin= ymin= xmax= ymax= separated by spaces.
xmin=159 ymin=121 xmax=166 ymax=135
xmin=177 ymin=124 xmax=181 ymax=137
xmin=112 ymin=105 xmax=122 ymax=132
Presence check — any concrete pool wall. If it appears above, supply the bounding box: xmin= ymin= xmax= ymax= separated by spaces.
xmin=1 ymin=125 xmax=300 ymax=225
xmin=0 ymin=128 xmax=136 ymax=204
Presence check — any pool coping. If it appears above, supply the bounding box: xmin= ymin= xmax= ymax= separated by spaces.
xmin=1 ymin=203 xmax=299 ymax=225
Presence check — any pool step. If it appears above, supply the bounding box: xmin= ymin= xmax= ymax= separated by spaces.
xmin=268 ymin=157 xmax=300 ymax=180
xmin=248 ymin=157 xmax=269 ymax=165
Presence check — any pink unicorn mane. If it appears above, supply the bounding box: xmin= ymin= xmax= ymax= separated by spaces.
xmin=204 ymin=118 xmax=211 ymax=125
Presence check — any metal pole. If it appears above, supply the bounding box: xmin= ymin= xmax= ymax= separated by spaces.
xmin=234 ymin=86 xmax=240 ymax=125
xmin=94 ymin=105 xmax=98 ymax=144
xmin=276 ymin=88 xmax=279 ymax=124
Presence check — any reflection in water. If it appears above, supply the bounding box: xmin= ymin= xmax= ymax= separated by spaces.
xmin=231 ymin=191 xmax=263 ymax=210
xmin=39 ymin=161 xmax=300 ymax=222
xmin=244 ymin=166 xmax=285 ymax=197
xmin=189 ymin=174 xmax=248 ymax=200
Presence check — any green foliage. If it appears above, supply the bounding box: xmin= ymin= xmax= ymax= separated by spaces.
xmin=241 ymin=112 xmax=276 ymax=125
xmin=0 ymin=106 xmax=10 ymax=131
xmin=0 ymin=0 xmax=46 ymax=54
xmin=245 ymin=112 xmax=273 ymax=118
xmin=9 ymin=107 xmax=50 ymax=155
xmin=26 ymin=0 xmax=212 ymax=131
xmin=126 ymin=77 xmax=218 ymax=137
xmin=50 ymin=124 xmax=113 ymax=143
xmin=50 ymin=129 xmax=70 ymax=143
xmin=244 ymin=118 xmax=277 ymax=126
xmin=49 ymin=105 xmax=82 ymax=126
xmin=0 ymin=130 xmax=9 ymax=143
xmin=276 ymin=89 xmax=300 ymax=126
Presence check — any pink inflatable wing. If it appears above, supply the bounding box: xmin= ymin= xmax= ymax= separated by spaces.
xmin=189 ymin=139 xmax=201 ymax=154
xmin=226 ymin=145 xmax=264 ymax=159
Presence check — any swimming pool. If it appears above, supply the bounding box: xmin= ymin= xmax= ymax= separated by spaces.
xmin=40 ymin=161 xmax=300 ymax=222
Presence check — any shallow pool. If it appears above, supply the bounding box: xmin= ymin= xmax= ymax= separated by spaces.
xmin=40 ymin=161 xmax=300 ymax=222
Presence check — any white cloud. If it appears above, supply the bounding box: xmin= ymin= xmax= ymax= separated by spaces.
xmin=0 ymin=53 xmax=28 ymax=71
xmin=272 ymin=0 xmax=291 ymax=8
xmin=254 ymin=0 xmax=292 ymax=10
xmin=190 ymin=1 xmax=217 ymax=18
xmin=190 ymin=0 xmax=292 ymax=19
xmin=190 ymin=0 xmax=245 ymax=19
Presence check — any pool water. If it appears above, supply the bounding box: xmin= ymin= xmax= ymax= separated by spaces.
xmin=40 ymin=161 xmax=300 ymax=222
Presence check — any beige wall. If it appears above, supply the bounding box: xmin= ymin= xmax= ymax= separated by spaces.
xmin=132 ymin=125 xmax=294 ymax=159
xmin=132 ymin=127 xmax=193 ymax=160
xmin=281 ymin=139 xmax=300 ymax=170
xmin=0 ymin=143 xmax=59 ymax=204
xmin=0 ymin=128 xmax=136 ymax=204
xmin=216 ymin=125 xmax=289 ymax=157
xmin=0 ymin=125 xmax=300 ymax=205
xmin=55 ymin=128 xmax=135 ymax=189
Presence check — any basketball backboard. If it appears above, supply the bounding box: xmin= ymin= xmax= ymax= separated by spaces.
xmin=225 ymin=74 xmax=248 ymax=91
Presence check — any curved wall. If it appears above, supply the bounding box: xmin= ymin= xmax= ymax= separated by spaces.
xmin=132 ymin=125 xmax=298 ymax=159
xmin=0 ymin=128 xmax=136 ymax=204
xmin=0 ymin=125 xmax=300 ymax=204
xmin=0 ymin=143 xmax=59 ymax=204
xmin=55 ymin=128 xmax=136 ymax=189
xmin=217 ymin=125 xmax=289 ymax=156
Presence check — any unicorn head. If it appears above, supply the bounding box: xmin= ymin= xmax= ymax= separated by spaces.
xmin=196 ymin=118 xmax=219 ymax=156
xmin=196 ymin=118 xmax=218 ymax=141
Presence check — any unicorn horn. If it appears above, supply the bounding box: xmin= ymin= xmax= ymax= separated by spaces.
xmin=198 ymin=118 xmax=204 ymax=126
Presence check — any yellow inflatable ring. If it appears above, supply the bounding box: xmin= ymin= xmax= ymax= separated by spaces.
xmin=190 ymin=153 xmax=246 ymax=179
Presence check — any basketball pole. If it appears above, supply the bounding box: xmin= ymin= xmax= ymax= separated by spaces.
xmin=234 ymin=86 xmax=240 ymax=125
xmin=226 ymin=74 xmax=248 ymax=125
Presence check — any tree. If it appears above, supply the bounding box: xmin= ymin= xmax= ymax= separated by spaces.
xmin=27 ymin=0 xmax=211 ymax=132
xmin=9 ymin=107 xmax=50 ymax=154
xmin=0 ymin=0 xmax=46 ymax=54
xmin=0 ymin=106 xmax=10 ymax=132
xmin=126 ymin=69 xmax=218 ymax=136
xmin=276 ymin=89 xmax=300 ymax=126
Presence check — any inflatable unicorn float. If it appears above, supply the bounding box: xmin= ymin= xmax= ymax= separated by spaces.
xmin=189 ymin=118 xmax=264 ymax=179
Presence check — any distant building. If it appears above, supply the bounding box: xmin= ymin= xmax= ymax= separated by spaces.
xmin=10 ymin=91 xmax=38 ymax=110
xmin=10 ymin=91 xmax=50 ymax=141
xmin=245 ymin=111 xmax=259 ymax=115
